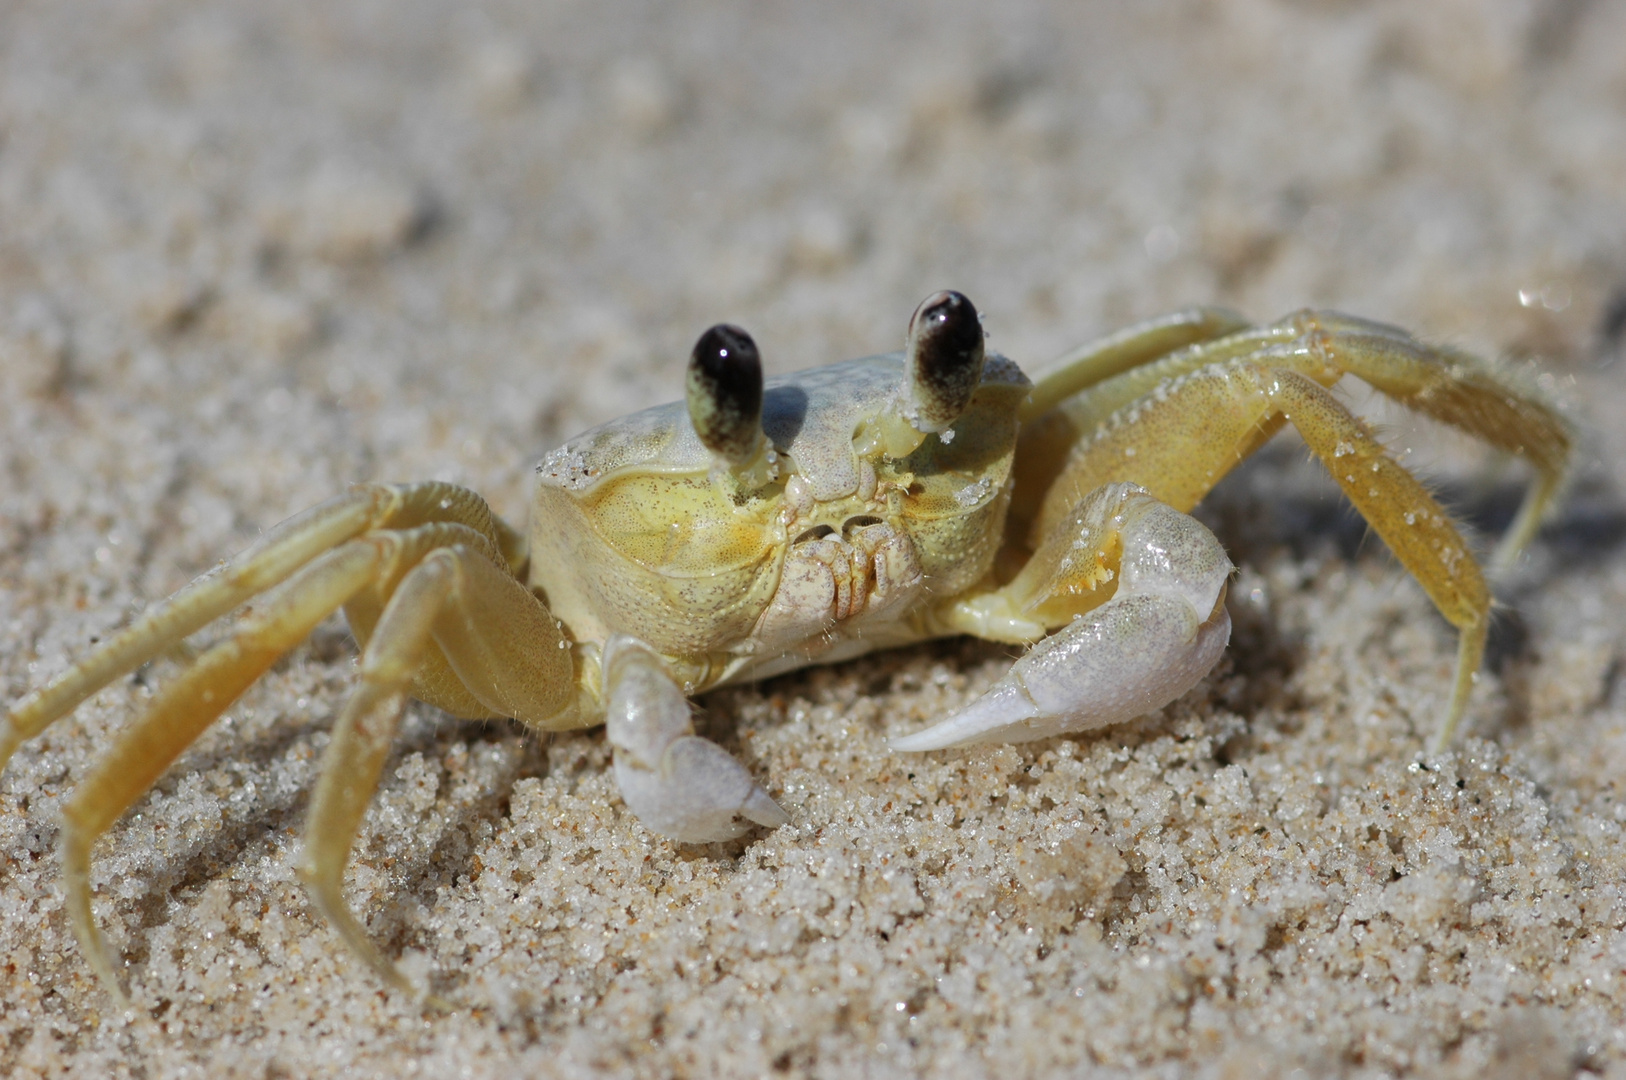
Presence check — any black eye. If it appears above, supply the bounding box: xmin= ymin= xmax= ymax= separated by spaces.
xmin=906 ymin=290 xmax=985 ymax=432
xmin=686 ymin=323 xmax=764 ymax=462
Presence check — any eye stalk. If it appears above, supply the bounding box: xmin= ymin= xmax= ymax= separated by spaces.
xmin=906 ymin=290 xmax=985 ymax=433
xmin=850 ymin=290 xmax=989 ymax=461
xmin=687 ymin=323 xmax=777 ymax=491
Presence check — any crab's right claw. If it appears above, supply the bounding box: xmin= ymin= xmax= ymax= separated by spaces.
xmin=604 ymin=636 xmax=789 ymax=843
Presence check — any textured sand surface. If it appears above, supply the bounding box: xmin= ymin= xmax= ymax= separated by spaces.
xmin=2 ymin=2 xmax=1626 ymax=1077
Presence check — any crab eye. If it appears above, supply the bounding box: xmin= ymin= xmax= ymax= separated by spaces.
xmin=906 ymin=290 xmax=985 ymax=432
xmin=687 ymin=323 xmax=765 ymax=464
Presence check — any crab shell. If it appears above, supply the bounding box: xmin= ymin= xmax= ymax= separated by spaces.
xmin=532 ymin=351 xmax=1032 ymax=692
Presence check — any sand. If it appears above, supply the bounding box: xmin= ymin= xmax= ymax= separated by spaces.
xmin=2 ymin=1 xmax=1625 ymax=1076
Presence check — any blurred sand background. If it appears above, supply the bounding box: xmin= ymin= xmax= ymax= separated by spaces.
xmin=2 ymin=1 xmax=1626 ymax=1076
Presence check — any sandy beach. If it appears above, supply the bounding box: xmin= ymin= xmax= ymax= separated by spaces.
xmin=2 ymin=2 xmax=1625 ymax=1076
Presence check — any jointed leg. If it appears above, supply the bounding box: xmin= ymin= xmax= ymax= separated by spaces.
xmin=1021 ymin=306 xmax=1250 ymax=421
xmin=1024 ymin=311 xmax=1570 ymax=573
xmin=300 ymin=554 xmax=455 ymax=1001
xmin=1011 ymin=308 xmax=1251 ymax=529
xmin=1 ymin=482 xmax=528 ymax=770
xmin=2 ymin=489 xmax=390 ymax=769
xmin=302 ymin=541 xmax=581 ymax=998
xmin=1037 ymin=361 xmax=1491 ymax=749
xmin=1286 ymin=312 xmax=1571 ymax=571
xmin=12 ymin=481 xmax=549 ymax=1003
xmin=59 ymin=537 xmax=396 ymax=1005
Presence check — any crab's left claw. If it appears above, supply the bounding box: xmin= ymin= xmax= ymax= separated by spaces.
xmin=604 ymin=636 xmax=790 ymax=843
xmin=893 ymin=484 xmax=1233 ymax=751
xmin=891 ymin=592 xmax=1231 ymax=750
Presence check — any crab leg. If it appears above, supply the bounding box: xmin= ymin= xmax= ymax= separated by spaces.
xmin=303 ymin=532 xmax=587 ymax=997
xmin=297 ymin=542 xmax=563 ymax=998
xmin=603 ymin=636 xmax=788 ymax=843
xmin=1292 ymin=312 xmax=1570 ymax=571
xmin=59 ymin=537 xmax=395 ymax=1005
xmin=1 ymin=482 xmax=526 ymax=771
xmin=1023 ymin=311 xmax=1570 ymax=573
xmin=1043 ymin=361 xmax=1493 ymax=749
xmin=31 ymin=484 xmax=544 ymax=1004
xmin=297 ymin=554 xmax=455 ymax=1001
xmin=1 ymin=490 xmax=387 ymax=769
xmin=897 ymin=484 xmax=1232 ymax=750
xmin=1020 ymin=306 xmax=1251 ymax=421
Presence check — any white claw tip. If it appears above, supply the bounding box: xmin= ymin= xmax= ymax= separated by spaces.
xmin=889 ymin=681 xmax=1042 ymax=752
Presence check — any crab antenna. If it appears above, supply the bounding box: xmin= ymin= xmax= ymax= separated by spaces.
xmin=687 ymin=323 xmax=776 ymax=489
xmin=906 ymin=290 xmax=985 ymax=433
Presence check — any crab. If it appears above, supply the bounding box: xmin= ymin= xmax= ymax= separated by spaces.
xmin=1 ymin=291 xmax=1571 ymax=1006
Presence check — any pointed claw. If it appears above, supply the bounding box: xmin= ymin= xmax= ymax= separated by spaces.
xmin=615 ymin=735 xmax=788 ymax=843
xmin=62 ymin=819 xmax=135 ymax=1011
xmin=893 ymin=594 xmax=1231 ymax=751
xmin=604 ymin=635 xmax=787 ymax=843
xmin=889 ymin=680 xmax=1040 ymax=752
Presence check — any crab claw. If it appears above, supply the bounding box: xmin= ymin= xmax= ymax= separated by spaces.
xmin=906 ymin=290 xmax=985 ymax=433
xmin=603 ymin=635 xmax=789 ymax=843
xmin=892 ymin=489 xmax=1233 ymax=750
xmin=891 ymin=593 xmax=1231 ymax=750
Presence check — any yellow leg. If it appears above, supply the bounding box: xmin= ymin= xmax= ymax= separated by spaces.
xmin=1011 ymin=308 xmax=1252 ymax=529
xmin=423 ymin=544 xmax=581 ymax=727
xmin=1 ymin=481 xmax=530 ymax=771
xmin=1037 ymin=360 xmax=1490 ymax=749
xmin=301 ymin=540 xmax=580 ymax=1000
xmin=10 ymin=480 xmax=547 ymax=1006
xmin=375 ymin=481 xmax=531 ymax=575
xmin=1 ymin=489 xmax=389 ymax=769
xmin=1023 ymin=310 xmax=1570 ymax=574
xmin=60 ymin=538 xmax=394 ymax=1005
xmin=1291 ymin=311 xmax=1571 ymax=572
xmin=299 ymin=551 xmax=456 ymax=1004
xmin=1020 ymin=306 xmax=1251 ymax=421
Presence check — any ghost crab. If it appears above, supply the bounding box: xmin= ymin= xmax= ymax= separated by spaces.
xmin=2 ymin=291 xmax=1570 ymax=1005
